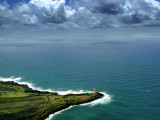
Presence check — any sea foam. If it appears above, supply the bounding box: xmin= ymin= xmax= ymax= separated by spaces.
xmin=0 ymin=76 xmax=111 ymax=120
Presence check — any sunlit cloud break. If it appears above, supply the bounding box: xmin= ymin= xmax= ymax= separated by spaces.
xmin=0 ymin=0 xmax=160 ymax=29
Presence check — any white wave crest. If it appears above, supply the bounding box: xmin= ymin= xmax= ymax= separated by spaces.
xmin=45 ymin=106 xmax=74 ymax=120
xmin=0 ymin=76 xmax=22 ymax=82
xmin=0 ymin=76 xmax=54 ymax=92
xmin=46 ymin=91 xmax=111 ymax=120
xmin=80 ymin=92 xmax=111 ymax=106
xmin=56 ymin=90 xmax=111 ymax=105
xmin=56 ymin=90 xmax=89 ymax=95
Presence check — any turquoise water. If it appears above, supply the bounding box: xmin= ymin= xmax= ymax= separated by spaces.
xmin=0 ymin=28 xmax=160 ymax=120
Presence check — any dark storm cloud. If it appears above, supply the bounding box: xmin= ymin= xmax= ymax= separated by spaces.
xmin=95 ymin=3 xmax=123 ymax=15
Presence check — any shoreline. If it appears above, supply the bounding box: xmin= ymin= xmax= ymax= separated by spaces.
xmin=46 ymin=91 xmax=111 ymax=120
xmin=0 ymin=77 xmax=111 ymax=120
xmin=42 ymin=93 xmax=104 ymax=120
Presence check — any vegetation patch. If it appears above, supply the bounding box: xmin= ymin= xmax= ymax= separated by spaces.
xmin=0 ymin=81 xmax=103 ymax=120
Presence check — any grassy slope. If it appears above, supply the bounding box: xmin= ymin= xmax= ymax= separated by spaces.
xmin=0 ymin=81 xmax=103 ymax=120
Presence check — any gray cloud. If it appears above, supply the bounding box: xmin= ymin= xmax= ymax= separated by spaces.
xmin=94 ymin=3 xmax=123 ymax=15
xmin=0 ymin=2 xmax=13 ymax=26
xmin=121 ymin=12 xmax=150 ymax=24
xmin=46 ymin=4 xmax=68 ymax=23
xmin=0 ymin=0 xmax=160 ymax=29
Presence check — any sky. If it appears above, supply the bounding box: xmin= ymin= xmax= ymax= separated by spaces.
xmin=1 ymin=0 xmax=160 ymax=29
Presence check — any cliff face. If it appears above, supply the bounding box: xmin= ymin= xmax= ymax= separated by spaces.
xmin=0 ymin=81 xmax=103 ymax=120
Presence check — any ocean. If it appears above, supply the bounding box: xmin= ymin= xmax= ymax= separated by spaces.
xmin=0 ymin=27 xmax=160 ymax=120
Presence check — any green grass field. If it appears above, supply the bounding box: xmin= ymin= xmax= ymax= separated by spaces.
xmin=0 ymin=81 xmax=103 ymax=120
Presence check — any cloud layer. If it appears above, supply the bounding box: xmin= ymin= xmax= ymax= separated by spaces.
xmin=1 ymin=0 xmax=160 ymax=29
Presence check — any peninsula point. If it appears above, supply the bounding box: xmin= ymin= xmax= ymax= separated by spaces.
xmin=0 ymin=81 xmax=103 ymax=120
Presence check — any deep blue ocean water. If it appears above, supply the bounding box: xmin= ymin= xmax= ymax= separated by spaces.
xmin=0 ymin=28 xmax=160 ymax=120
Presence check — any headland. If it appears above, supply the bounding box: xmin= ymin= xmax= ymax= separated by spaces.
xmin=0 ymin=81 xmax=103 ymax=120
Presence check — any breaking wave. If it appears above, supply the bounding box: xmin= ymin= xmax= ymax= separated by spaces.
xmin=46 ymin=106 xmax=74 ymax=120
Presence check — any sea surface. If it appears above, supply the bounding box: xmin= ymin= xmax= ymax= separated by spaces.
xmin=0 ymin=28 xmax=160 ymax=120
